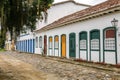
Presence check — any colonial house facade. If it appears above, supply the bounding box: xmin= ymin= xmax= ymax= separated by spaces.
xmin=34 ymin=0 xmax=120 ymax=64
xmin=16 ymin=0 xmax=90 ymax=53
xmin=36 ymin=0 xmax=90 ymax=30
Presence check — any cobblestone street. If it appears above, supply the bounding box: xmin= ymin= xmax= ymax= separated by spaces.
xmin=0 ymin=51 xmax=120 ymax=80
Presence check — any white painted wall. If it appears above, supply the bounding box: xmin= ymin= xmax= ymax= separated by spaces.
xmin=36 ymin=2 xmax=89 ymax=29
xmin=35 ymin=12 xmax=120 ymax=64
xmin=17 ymin=32 xmax=35 ymax=41
xmin=18 ymin=1 xmax=89 ymax=52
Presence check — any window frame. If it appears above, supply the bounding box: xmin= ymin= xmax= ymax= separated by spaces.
xmin=39 ymin=36 xmax=42 ymax=48
xmin=90 ymin=29 xmax=100 ymax=51
xmin=103 ymin=27 xmax=116 ymax=51
xmin=49 ymin=36 xmax=53 ymax=49
xmin=36 ymin=37 xmax=38 ymax=48
xmin=79 ymin=31 xmax=87 ymax=50
xmin=54 ymin=35 xmax=59 ymax=49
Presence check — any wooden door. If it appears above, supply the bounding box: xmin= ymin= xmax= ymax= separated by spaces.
xmin=44 ymin=35 xmax=47 ymax=55
xmin=69 ymin=33 xmax=76 ymax=57
xmin=61 ymin=35 xmax=66 ymax=57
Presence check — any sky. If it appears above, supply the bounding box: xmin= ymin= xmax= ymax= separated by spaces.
xmin=54 ymin=0 xmax=107 ymax=5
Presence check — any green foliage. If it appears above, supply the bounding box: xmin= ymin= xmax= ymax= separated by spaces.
xmin=0 ymin=0 xmax=54 ymax=48
xmin=0 ymin=48 xmax=6 ymax=52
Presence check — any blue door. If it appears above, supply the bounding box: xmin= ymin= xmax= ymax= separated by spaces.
xmin=30 ymin=39 xmax=32 ymax=53
xmin=33 ymin=39 xmax=35 ymax=53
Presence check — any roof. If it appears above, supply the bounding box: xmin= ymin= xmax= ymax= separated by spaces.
xmin=35 ymin=0 xmax=120 ymax=33
xmin=52 ymin=0 xmax=91 ymax=7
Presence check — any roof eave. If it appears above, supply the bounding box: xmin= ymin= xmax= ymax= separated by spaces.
xmin=36 ymin=6 xmax=120 ymax=33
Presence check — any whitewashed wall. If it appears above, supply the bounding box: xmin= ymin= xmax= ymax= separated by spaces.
xmin=17 ymin=32 xmax=35 ymax=41
xmin=35 ymin=12 xmax=120 ymax=64
xmin=18 ymin=1 xmax=89 ymax=52
xmin=36 ymin=2 xmax=89 ymax=29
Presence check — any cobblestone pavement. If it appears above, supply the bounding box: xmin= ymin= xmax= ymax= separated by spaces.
xmin=0 ymin=53 xmax=46 ymax=80
xmin=1 ymin=51 xmax=120 ymax=80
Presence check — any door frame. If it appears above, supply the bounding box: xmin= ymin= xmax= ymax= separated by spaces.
xmin=69 ymin=33 xmax=76 ymax=58
xmin=44 ymin=35 xmax=47 ymax=55
xmin=103 ymin=27 xmax=117 ymax=64
xmin=54 ymin=35 xmax=59 ymax=56
xmin=90 ymin=29 xmax=101 ymax=62
xmin=79 ymin=31 xmax=88 ymax=60
xmin=61 ymin=34 xmax=66 ymax=57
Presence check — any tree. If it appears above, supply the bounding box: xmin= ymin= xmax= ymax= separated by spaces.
xmin=0 ymin=0 xmax=54 ymax=49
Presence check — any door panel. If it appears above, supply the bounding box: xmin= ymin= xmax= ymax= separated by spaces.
xmin=44 ymin=35 xmax=47 ymax=55
xmin=69 ymin=33 xmax=76 ymax=57
xmin=79 ymin=32 xmax=87 ymax=60
xmin=61 ymin=35 xmax=66 ymax=57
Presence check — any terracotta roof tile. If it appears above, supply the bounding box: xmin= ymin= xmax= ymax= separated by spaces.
xmin=36 ymin=0 xmax=120 ymax=32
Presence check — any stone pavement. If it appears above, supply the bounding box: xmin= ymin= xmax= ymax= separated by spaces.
xmin=0 ymin=53 xmax=46 ymax=80
xmin=0 ymin=51 xmax=120 ymax=80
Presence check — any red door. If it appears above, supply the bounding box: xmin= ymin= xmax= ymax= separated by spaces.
xmin=44 ymin=35 xmax=47 ymax=55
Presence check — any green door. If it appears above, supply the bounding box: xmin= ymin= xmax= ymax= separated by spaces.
xmin=69 ymin=33 xmax=76 ymax=57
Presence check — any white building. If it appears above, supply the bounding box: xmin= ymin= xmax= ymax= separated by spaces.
xmin=16 ymin=0 xmax=90 ymax=53
xmin=35 ymin=0 xmax=120 ymax=65
xmin=36 ymin=0 xmax=90 ymax=29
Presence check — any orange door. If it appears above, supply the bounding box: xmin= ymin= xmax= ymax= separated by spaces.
xmin=61 ymin=35 xmax=66 ymax=57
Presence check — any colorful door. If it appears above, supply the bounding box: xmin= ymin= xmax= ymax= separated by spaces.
xmin=33 ymin=39 xmax=35 ymax=53
xmin=90 ymin=30 xmax=100 ymax=62
xmin=54 ymin=36 xmax=59 ymax=56
xmin=28 ymin=40 xmax=30 ymax=53
xmin=30 ymin=39 xmax=32 ymax=53
xmin=44 ymin=35 xmax=47 ymax=55
xmin=103 ymin=27 xmax=117 ymax=64
xmin=79 ymin=32 xmax=88 ymax=60
xmin=61 ymin=35 xmax=66 ymax=57
xmin=26 ymin=40 xmax=27 ymax=52
xmin=69 ymin=33 xmax=76 ymax=57
xmin=49 ymin=37 xmax=53 ymax=56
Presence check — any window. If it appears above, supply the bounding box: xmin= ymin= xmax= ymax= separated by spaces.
xmin=106 ymin=30 xmax=115 ymax=38
xmin=36 ymin=37 xmax=38 ymax=48
xmin=54 ymin=36 xmax=59 ymax=49
xmin=90 ymin=30 xmax=100 ymax=50
xmin=104 ymin=28 xmax=115 ymax=50
xmin=91 ymin=39 xmax=99 ymax=50
xmin=79 ymin=32 xmax=87 ymax=50
xmin=70 ymin=39 xmax=75 ymax=48
xmin=39 ymin=36 xmax=42 ymax=48
xmin=49 ymin=37 xmax=52 ymax=49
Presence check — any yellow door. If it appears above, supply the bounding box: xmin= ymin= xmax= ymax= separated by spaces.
xmin=61 ymin=35 xmax=66 ymax=57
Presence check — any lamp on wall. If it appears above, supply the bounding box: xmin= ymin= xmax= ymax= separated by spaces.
xmin=111 ymin=18 xmax=118 ymax=27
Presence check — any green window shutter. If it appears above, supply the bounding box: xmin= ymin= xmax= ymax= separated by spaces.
xmin=69 ymin=33 xmax=76 ymax=57
xmin=90 ymin=30 xmax=100 ymax=40
xmin=79 ymin=32 xmax=87 ymax=40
